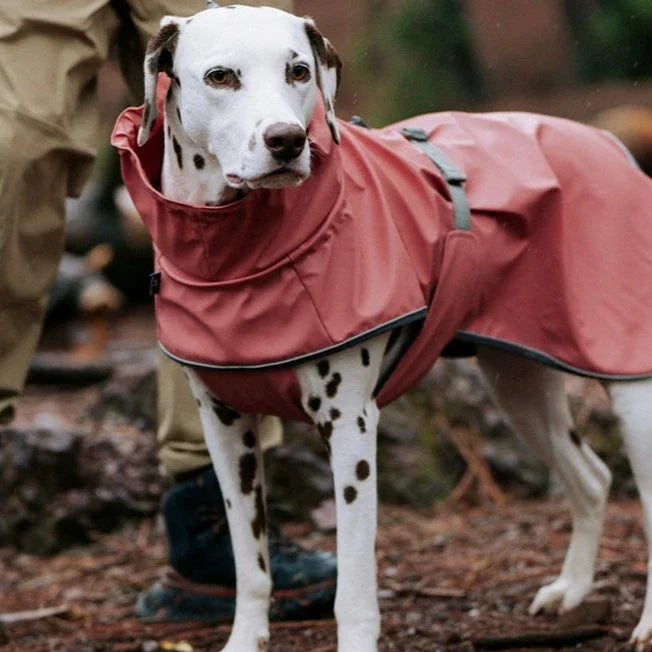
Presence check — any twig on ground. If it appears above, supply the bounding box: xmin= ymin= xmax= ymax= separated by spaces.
xmin=0 ymin=605 xmax=70 ymax=624
xmin=473 ymin=625 xmax=607 ymax=649
xmin=443 ymin=426 xmax=507 ymax=507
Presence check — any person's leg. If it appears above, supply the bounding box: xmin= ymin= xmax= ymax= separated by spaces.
xmin=157 ymin=352 xmax=283 ymax=479
xmin=126 ymin=0 xmax=337 ymax=622
xmin=0 ymin=0 xmax=118 ymax=423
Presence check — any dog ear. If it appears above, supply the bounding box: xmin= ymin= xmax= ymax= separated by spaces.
xmin=138 ymin=16 xmax=185 ymax=146
xmin=304 ymin=18 xmax=342 ymax=144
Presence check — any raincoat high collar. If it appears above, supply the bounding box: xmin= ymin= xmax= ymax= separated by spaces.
xmin=111 ymin=76 xmax=340 ymax=283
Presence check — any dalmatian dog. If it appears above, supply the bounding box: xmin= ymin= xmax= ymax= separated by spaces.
xmin=133 ymin=4 xmax=652 ymax=651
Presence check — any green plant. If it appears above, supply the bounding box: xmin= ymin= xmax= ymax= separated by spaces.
xmin=352 ymin=0 xmax=482 ymax=124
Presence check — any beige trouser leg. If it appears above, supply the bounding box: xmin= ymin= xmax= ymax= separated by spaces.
xmin=157 ymin=354 xmax=283 ymax=479
xmin=0 ymin=0 xmax=203 ymax=423
xmin=0 ymin=1 xmax=120 ymax=423
xmin=133 ymin=0 xmax=294 ymax=479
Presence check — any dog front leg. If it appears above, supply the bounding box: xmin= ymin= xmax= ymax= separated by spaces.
xmin=185 ymin=370 xmax=271 ymax=652
xmin=329 ymin=403 xmax=381 ymax=651
xmin=298 ymin=339 xmax=388 ymax=652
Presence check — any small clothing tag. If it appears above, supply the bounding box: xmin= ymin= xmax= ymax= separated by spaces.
xmin=149 ymin=271 xmax=161 ymax=296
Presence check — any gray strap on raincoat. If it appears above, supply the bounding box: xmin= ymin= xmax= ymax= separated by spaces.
xmin=402 ymin=126 xmax=471 ymax=231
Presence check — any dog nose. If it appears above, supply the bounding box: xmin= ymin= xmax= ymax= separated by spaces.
xmin=263 ymin=123 xmax=306 ymax=162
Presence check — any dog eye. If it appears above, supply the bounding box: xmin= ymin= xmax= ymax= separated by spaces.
xmin=289 ymin=64 xmax=310 ymax=82
xmin=204 ymin=67 xmax=240 ymax=89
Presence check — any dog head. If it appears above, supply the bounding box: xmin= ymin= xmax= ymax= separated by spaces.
xmin=138 ymin=4 xmax=341 ymax=190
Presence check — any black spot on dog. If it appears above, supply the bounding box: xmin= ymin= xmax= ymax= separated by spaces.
xmin=176 ymin=106 xmax=182 ymax=124
xmin=147 ymin=55 xmax=158 ymax=76
xmin=167 ymin=125 xmax=172 ymax=138
xmin=318 ymin=421 xmax=333 ymax=441
xmin=318 ymin=421 xmax=333 ymax=454
xmin=290 ymin=50 xmax=299 ymax=59
xmin=148 ymin=35 xmax=178 ymax=78
xmin=174 ymin=75 xmax=181 ymax=88
xmin=570 ymin=429 xmax=582 ymax=447
xmin=248 ymin=133 xmax=256 ymax=151
xmin=255 ymin=118 xmax=263 ymax=127
xmin=196 ymin=398 xmax=201 ymax=408
xmin=329 ymin=407 xmax=341 ymax=421
xmin=147 ymin=22 xmax=179 ymax=56
xmin=211 ymin=397 xmax=241 ymax=426
xmin=361 ymin=348 xmax=370 ymax=366
xmin=193 ymin=153 xmax=205 ymax=169
xmin=239 ymin=453 xmax=257 ymax=494
xmin=308 ymin=395 xmax=321 ymax=412
xmin=317 ymin=359 xmax=330 ymax=378
xmin=226 ymin=498 xmax=232 ymax=509
xmin=344 ymin=486 xmax=357 ymax=504
xmin=251 ymin=484 xmax=267 ymax=539
xmin=357 ymin=416 xmax=366 ymax=433
xmin=305 ymin=22 xmax=341 ymax=89
xmin=356 ymin=460 xmax=370 ymax=481
xmin=172 ymin=136 xmax=183 ymax=169
xmin=326 ymin=373 xmax=341 ymax=398
xmin=143 ymin=101 xmax=151 ymax=127
xmin=145 ymin=23 xmax=179 ymax=76
xmin=258 ymin=552 xmax=266 ymax=573
xmin=243 ymin=430 xmax=256 ymax=448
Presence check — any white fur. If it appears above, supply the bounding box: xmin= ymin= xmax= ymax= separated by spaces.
xmin=140 ymin=6 xmax=652 ymax=650
xmin=606 ymin=380 xmax=652 ymax=650
xmin=186 ymin=370 xmax=271 ymax=651
xmin=296 ymin=335 xmax=389 ymax=651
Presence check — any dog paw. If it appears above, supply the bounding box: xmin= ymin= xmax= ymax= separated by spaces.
xmin=631 ymin=618 xmax=652 ymax=650
xmin=529 ymin=577 xmax=591 ymax=615
xmin=337 ymin=621 xmax=379 ymax=652
xmin=221 ymin=630 xmax=269 ymax=652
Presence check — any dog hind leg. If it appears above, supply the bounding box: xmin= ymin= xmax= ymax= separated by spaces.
xmin=606 ymin=379 xmax=652 ymax=650
xmin=185 ymin=370 xmax=271 ymax=652
xmin=477 ymin=346 xmax=611 ymax=614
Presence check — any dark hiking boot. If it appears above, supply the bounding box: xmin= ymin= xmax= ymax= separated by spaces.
xmin=136 ymin=465 xmax=336 ymax=622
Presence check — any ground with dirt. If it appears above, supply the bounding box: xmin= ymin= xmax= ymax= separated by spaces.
xmin=0 ymin=499 xmax=647 ymax=651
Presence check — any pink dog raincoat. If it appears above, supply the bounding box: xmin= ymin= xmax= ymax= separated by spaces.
xmin=112 ymin=80 xmax=652 ymax=422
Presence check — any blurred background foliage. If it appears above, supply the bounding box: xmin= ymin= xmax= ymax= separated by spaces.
xmin=569 ymin=0 xmax=652 ymax=82
xmin=351 ymin=0 xmax=483 ymax=123
xmin=343 ymin=0 xmax=652 ymax=125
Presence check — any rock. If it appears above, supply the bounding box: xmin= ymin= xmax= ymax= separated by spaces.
xmin=88 ymin=349 xmax=158 ymax=428
xmin=557 ymin=598 xmax=612 ymax=628
xmin=0 ymin=428 xmax=83 ymax=499
xmin=0 ymin=418 xmax=162 ymax=554
xmin=265 ymin=421 xmax=334 ymax=521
